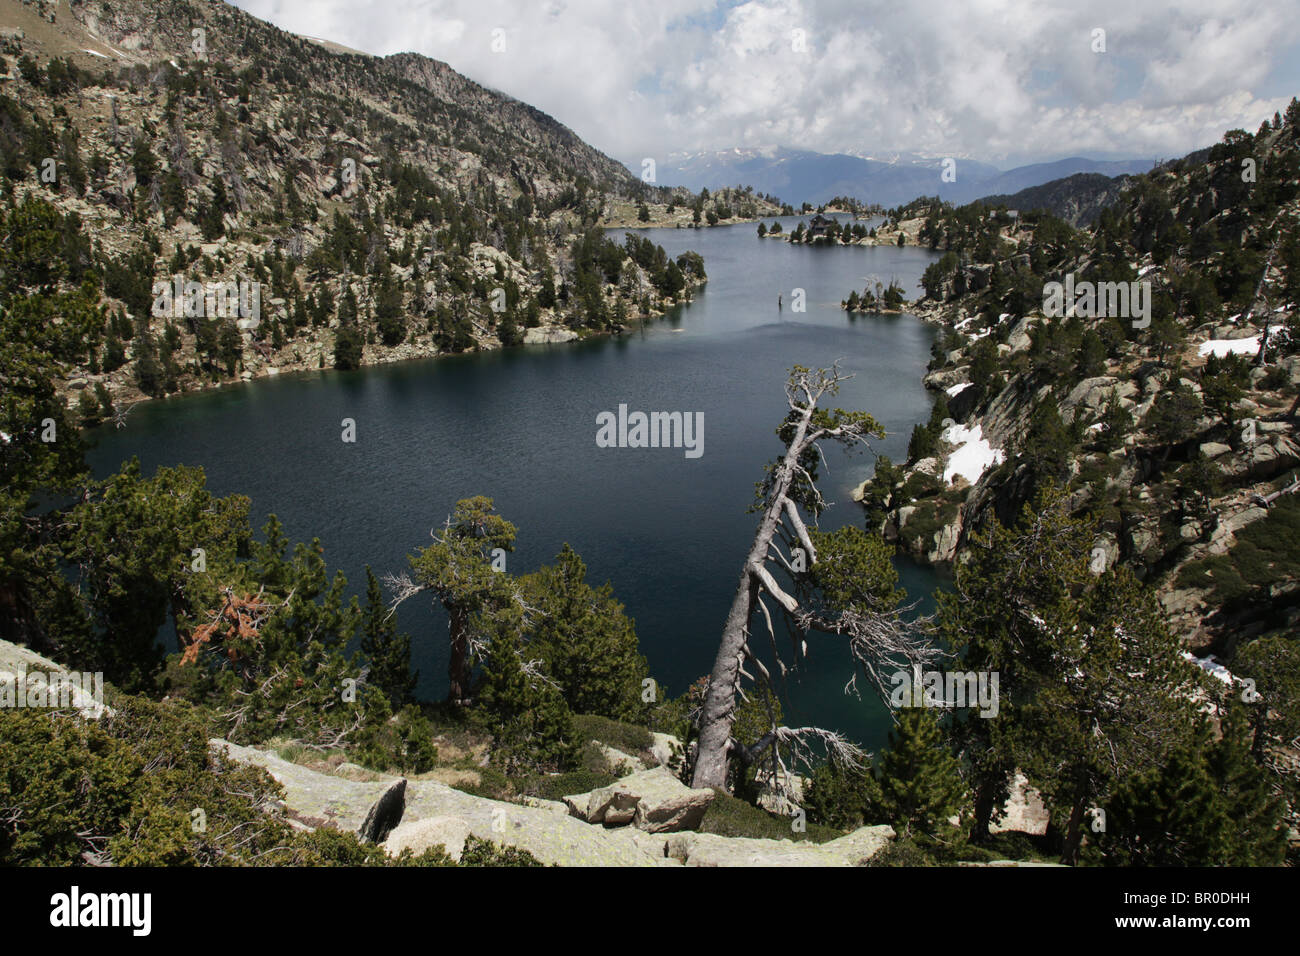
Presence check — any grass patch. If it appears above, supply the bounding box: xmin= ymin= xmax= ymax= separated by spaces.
xmin=572 ymin=714 xmax=654 ymax=757
xmin=527 ymin=769 xmax=618 ymax=803
xmin=698 ymin=790 xmax=840 ymax=843
xmin=448 ymin=761 xmax=618 ymax=805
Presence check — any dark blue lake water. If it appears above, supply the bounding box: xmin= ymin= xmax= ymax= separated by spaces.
xmin=87 ymin=216 xmax=942 ymax=751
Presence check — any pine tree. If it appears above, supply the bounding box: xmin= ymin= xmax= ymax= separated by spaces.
xmin=940 ymin=486 xmax=1199 ymax=857
xmin=874 ymin=702 xmax=966 ymax=838
xmin=408 ymin=497 xmax=517 ymax=704
xmin=359 ymin=566 xmax=416 ymax=708
xmin=804 ymin=757 xmax=880 ymax=830
xmin=1096 ymin=709 xmax=1284 ymax=866
xmin=1097 ymin=727 xmax=1227 ymax=865
xmin=1096 ymin=390 xmax=1130 ymax=452
xmin=522 ymin=544 xmax=647 ymax=721
xmin=475 ymin=628 xmax=579 ymax=775
xmin=333 ymin=325 xmax=364 ymax=370
xmin=1203 ymin=702 xmax=1288 ymax=865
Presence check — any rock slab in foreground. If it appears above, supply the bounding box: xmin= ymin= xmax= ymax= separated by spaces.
xmin=564 ymin=767 xmax=715 ymax=832
xmin=665 ymin=825 xmax=895 ymax=866
xmin=212 ymin=739 xmax=669 ymax=866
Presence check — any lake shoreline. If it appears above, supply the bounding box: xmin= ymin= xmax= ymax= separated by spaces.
xmin=85 ymin=223 xmax=943 ymax=745
xmin=77 ymin=278 xmax=708 ymax=420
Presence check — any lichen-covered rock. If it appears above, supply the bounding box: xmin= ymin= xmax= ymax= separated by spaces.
xmin=564 ymin=767 xmax=715 ymax=832
xmin=214 ymin=739 xmax=669 ymax=866
xmin=383 ymin=816 xmax=473 ymax=861
xmin=523 ymin=328 xmax=579 ymax=345
xmin=596 ymin=742 xmax=646 ymax=775
xmin=665 ymin=825 xmax=895 ymax=866
xmin=647 ymin=732 xmax=681 ymax=770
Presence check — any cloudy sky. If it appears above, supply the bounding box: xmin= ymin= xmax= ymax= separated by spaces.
xmin=233 ymin=0 xmax=1300 ymax=169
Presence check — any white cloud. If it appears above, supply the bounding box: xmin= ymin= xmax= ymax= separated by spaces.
xmin=232 ymin=0 xmax=1300 ymax=166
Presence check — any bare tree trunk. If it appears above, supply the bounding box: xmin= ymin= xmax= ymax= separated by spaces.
xmin=693 ymin=577 xmax=758 ymax=788
xmin=447 ymin=604 xmax=470 ymax=705
xmin=691 ymin=366 xmax=936 ymax=792
xmin=1059 ymin=788 xmax=1088 ymax=866
xmin=692 ymin=410 xmax=810 ymax=790
xmin=971 ymin=777 xmax=999 ymax=844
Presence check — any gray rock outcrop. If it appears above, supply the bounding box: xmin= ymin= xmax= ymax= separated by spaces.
xmin=563 ymin=766 xmax=715 ymax=832
xmin=665 ymin=825 xmax=895 ymax=866
xmin=214 ymin=738 xmax=671 ymax=865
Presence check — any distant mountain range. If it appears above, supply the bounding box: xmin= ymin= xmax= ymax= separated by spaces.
xmin=639 ymin=147 xmax=1157 ymax=208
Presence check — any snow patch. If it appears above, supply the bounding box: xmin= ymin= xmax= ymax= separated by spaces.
xmin=82 ymin=49 xmax=110 ymax=59
xmin=945 ymin=382 xmax=972 ymax=397
xmin=1182 ymin=651 xmax=1233 ymax=685
xmin=1198 ymin=336 xmax=1259 ymax=358
xmin=941 ymin=423 xmax=1004 ymax=485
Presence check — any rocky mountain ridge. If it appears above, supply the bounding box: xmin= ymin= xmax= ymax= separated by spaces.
xmin=0 ymin=0 xmax=753 ymax=416
xmin=855 ymin=110 xmax=1300 ymax=657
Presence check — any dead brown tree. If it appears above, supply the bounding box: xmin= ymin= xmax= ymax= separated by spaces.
xmin=691 ymin=364 xmax=942 ymax=791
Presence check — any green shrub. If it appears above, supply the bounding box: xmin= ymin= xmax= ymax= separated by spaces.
xmin=1175 ymin=493 xmax=1300 ymax=604
xmin=354 ymin=704 xmax=439 ymax=774
xmin=864 ymin=836 xmax=936 ymax=866
xmin=527 ymin=769 xmax=617 ymax=802
xmin=520 ymin=545 xmax=649 ymax=722
xmin=803 ymin=759 xmax=880 ymax=830
xmin=0 ymin=709 xmax=141 ymax=865
xmin=458 ymin=835 xmax=544 ymax=866
xmin=698 ymin=790 xmax=839 ymax=843
xmin=572 ymin=713 xmax=653 ymax=757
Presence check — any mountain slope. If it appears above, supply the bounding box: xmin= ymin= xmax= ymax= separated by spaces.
xmin=860 ymin=107 xmax=1300 ymax=657
xmin=973 ymin=157 xmax=1152 ymax=197
xmin=975 ymin=172 xmax=1133 ymax=227
xmin=0 ymin=0 xmax=716 ymax=411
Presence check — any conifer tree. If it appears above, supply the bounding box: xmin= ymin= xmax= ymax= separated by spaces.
xmin=941 ymin=485 xmax=1199 ymax=859
xmin=875 ymin=702 xmax=967 ymax=839
xmin=360 ymin=566 xmax=416 ymax=708
xmin=1096 ymin=709 xmax=1285 ymax=865
xmin=475 ymin=625 xmax=579 ymax=774
xmin=403 ymin=497 xmax=517 ymax=704
xmin=521 ymin=544 xmax=647 ymax=721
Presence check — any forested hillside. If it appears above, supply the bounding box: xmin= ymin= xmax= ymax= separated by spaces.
xmin=974 ymin=172 xmax=1133 ymax=227
xmin=0 ymin=0 xmax=781 ymax=869
xmin=855 ymin=107 xmax=1300 ymax=845
xmin=0 ymin=0 xmax=753 ymax=416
